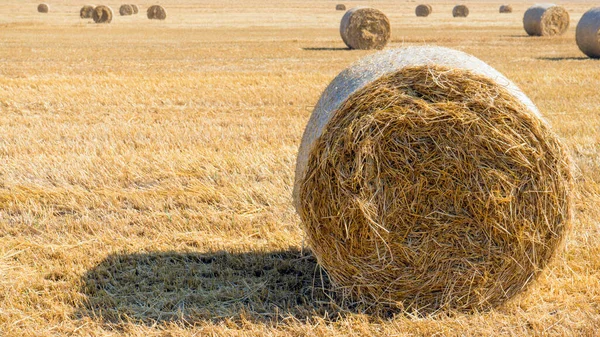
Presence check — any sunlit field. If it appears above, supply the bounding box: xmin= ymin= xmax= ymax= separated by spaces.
xmin=1 ymin=0 xmax=599 ymax=335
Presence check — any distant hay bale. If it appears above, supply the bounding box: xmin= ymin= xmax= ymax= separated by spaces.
xmin=119 ymin=4 xmax=133 ymax=16
xmin=576 ymin=7 xmax=600 ymax=58
xmin=523 ymin=4 xmax=569 ymax=36
xmin=499 ymin=5 xmax=513 ymax=13
xmin=130 ymin=4 xmax=139 ymax=14
xmin=92 ymin=5 xmax=113 ymax=23
xmin=147 ymin=5 xmax=167 ymax=20
xmin=336 ymin=4 xmax=346 ymax=11
xmin=80 ymin=5 xmax=95 ymax=18
xmin=340 ymin=7 xmax=391 ymax=50
xmin=294 ymin=46 xmax=572 ymax=311
xmin=452 ymin=5 xmax=469 ymax=17
xmin=38 ymin=3 xmax=49 ymax=13
xmin=415 ymin=4 xmax=432 ymax=17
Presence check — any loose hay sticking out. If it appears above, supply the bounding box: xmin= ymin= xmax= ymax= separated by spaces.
xmin=523 ymin=4 xmax=569 ymax=36
xmin=293 ymin=46 xmax=572 ymax=311
xmin=80 ymin=5 xmax=95 ymax=19
xmin=340 ymin=7 xmax=391 ymax=50
xmin=147 ymin=5 xmax=167 ymax=20
xmin=452 ymin=5 xmax=469 ymax=17
xmin=130 ymin=4 xmax=139 ymax=14
xmin=92 ymin=5 xmax=113 ymax=23
xmin=38 ymin=3 xmax=49 ymax=13
xmin=415 ymin=4 xmax=432 ymax=17
xmin=576 ymin=7 xmax=600 ymax=58
xmin=500 ymin=5 xmax=513 ymax=13
xmin=119 ymin=4 xmax=133 ymax=16
xmin=336 ymin=4 xmax=346 ymax=11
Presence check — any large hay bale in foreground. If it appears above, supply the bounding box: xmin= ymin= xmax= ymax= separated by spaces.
xmin=415 ymin=4 xmax=432 ymax=17
xmin=92 ymin=5 xmax=113 ymax=23
xmin=147 ymin=5 xmax=167 ymax=20
xmin=340 ymin=7 xmax=391 ymax=50
xmin=80 ymin=5 xmax=95 ymax=19
xmin=130 ymin=4 xmax=139 ymax=14
xmin=499 ymin=4 xmax=513 ymax=13
xmin=294 ymin=46 xmax=572 ymax=311
xmin=336 ymin=4 xmax=346 ymax=11
xmin=452 ymin=5 xmax=469 ymax=17
xmin=523 ymin=4 xmax=569 ymax=36
xmin=38 ymin=3 xmax=49 ymax=13
xmin=119 ymin=4 xmax=133 ymax=16
xmin=576 ymin=7 xmax=600 ymax=58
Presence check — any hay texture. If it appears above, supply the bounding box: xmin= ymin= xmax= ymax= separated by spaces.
xmin=131 ymin=4 xmax=139 ymax=14
xmin=500 ymin=5 xmax=513 ymax=13
xmin=336 ymin=4 xmax=346 ymax=11
xmin=293 ymin=46 xmax=572 ymax=311
xmin=38 ymin=3 xmax=49 ymax=13
xmin=80 ymin=5 xmax=95 ymax=19
xmin=452 ymin=5 xmax=469 ymax=17
xmin=415 ymin=4 xmax=432 ymax=17
xmin=523 ymin=4 xmax=569 ymax=36
xmin=119 ymin=4 xmax=133 ymax=16
xmin=147 ymin=5 xmax=167 ymax=20
xmin=92 ymin=5 xmax=113 ymax=23
xmin=340 ymin=7 xmax=391 ymax=50
xmin=576 ymin=7 xmax=600 ymax=58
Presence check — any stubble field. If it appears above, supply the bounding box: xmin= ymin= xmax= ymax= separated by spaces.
xmin=0 ymin=0 xmax=599 ymax=336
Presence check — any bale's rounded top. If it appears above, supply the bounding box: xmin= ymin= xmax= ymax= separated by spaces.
xmin=340 ymin=7 xmax=391 ymax=50
xmin=576 ymin=7 xmax=600 ymax=58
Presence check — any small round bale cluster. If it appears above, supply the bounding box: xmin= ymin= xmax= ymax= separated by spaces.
xmin=80 ymin=5 xmax=95 ymax=19
xmin=499 ymin=4 xmax=513 ymax=13
xmin=523 ymin=4 xmax=569 ymax=36
xmin=576 ymin=7 xmax=600 ymax=58
xmin=453 ymin=5 xmax=469 ymax=17
xmin=415 ymin=4 xmax=432 ymax=17
xmin=38 ymin=3 xmax=49 ymax=13
xmin=340 ymin=7 xmax=391 ymax=50
xmin=92 ymin=5 xmax=113 ymax=23
xmin=294 ymin=46 xmax=573 ymax=311
xmin=336 ymin=4 xmax=346 ymax=11
xmin=131 ymin=4 xmax=139 ymax=14
xmin=119 ymin=4 xmax=134 ymax=16
xmin=147 ymin=5 xmax=167 ymax=20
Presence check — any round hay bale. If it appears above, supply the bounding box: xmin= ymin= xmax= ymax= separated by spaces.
xmin=523 ymin=4 xmax=569 ymax=36
xmin=92 ymin=5 xmax=113 ymax=24
xmin=340 ymin=7 xmax=391 ymax=50
xmin=130 ymin=4 xmax=139 ymax=14
xmin=119 ymin=4 xmax=133 ymax=16
xmin=415 ymin=4 xmax=432 ymax=17
xmin=576 ymin=7 xmax=600 ymax=58
xmin=37 ymin=3 xmax=49 ymax=13
xmin=80 ymin=5 xmax=95 ymax=18
xmin=452 ymin=5 xmax=469 ymax=17
xmin=147 ymin=5 xmax=167 ymax=20
xmin=499 ymin=4 xmax=513 ymax=13
xmin=336 ymin=4 xmax=346 ymax=11
xmin=293 ymin=46 xmax=572 ymax=311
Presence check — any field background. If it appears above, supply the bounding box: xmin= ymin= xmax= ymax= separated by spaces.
xmin=1 ymin=0 xmax=599 ymax=336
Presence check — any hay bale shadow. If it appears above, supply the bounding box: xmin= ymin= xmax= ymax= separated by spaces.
xmin=536 ymin=56 xmax=590 ymax=61
xmin=76 ymin=248 xmax=356 ymax=326
xmin=302 ymin=47 xmax=350 ymax=51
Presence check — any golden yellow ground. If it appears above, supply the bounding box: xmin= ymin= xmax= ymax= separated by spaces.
xmin=0 ymin=1 xmax=599 ymax=336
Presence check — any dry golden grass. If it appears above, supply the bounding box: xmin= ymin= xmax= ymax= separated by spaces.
xmin=0 ymin=0 xmax=599 ymax=336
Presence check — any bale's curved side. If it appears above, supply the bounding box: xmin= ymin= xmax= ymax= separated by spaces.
xmin=336 ymin=4 xmax=346 ymax=11
xmin=576 ymin=7 xmax=600 ymax=58
xmin=92 ymin=5 xmax=113 ymax=23
xmin=523 ymin=4 xmax=569 ymax=36
xmin=499 ymin=5 xmax=513 ymax=13
xmin=294 ymin=46 xmax=572 ymax=311
xmin=119 ymin=4 xmax=133 ymax=16
xmin=415 ymin=4 xmax=432 ymax=17
xmin=131 ymin=4 xmax=139 ymax=14
xmin=452 ymin=5 xmax=469 ymax=17
xmin=80 ymin=5 xmax=95 ymax=18
xmin=38 ymin=3 xmax=49 ymax=13
xmin=147 ymin=5 xmax=167 ymax=20
xmin=340 ymin=7 xmax=391 ymax=50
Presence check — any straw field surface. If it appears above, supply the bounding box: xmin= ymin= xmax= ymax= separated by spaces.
xmin=0 ymin=0 xmax=599 ymax=336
